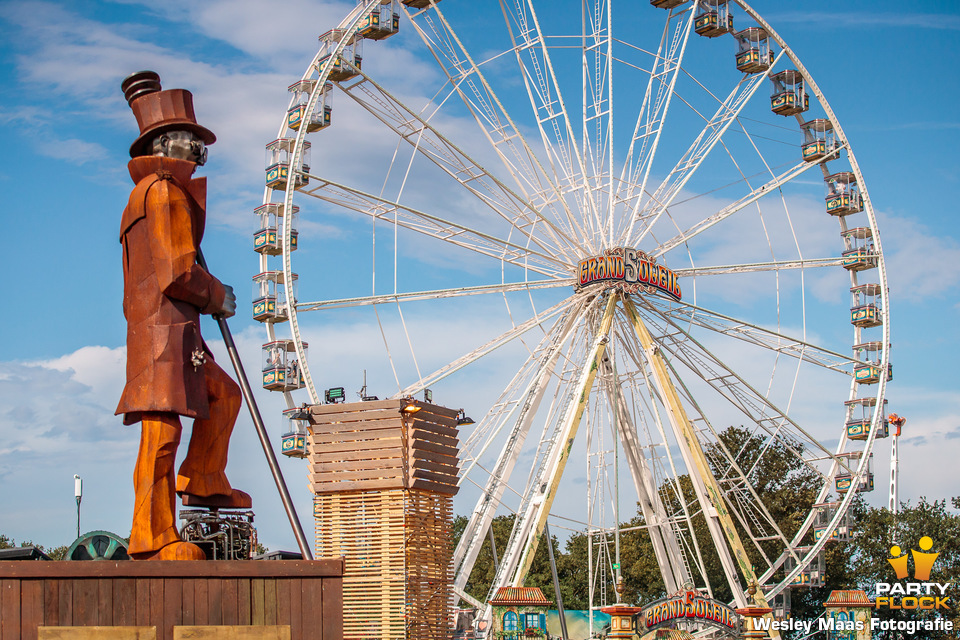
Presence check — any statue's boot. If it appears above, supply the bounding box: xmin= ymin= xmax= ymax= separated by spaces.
xmin=177 ymin=360 xmax=250 ymax=508
xmin=129 ymin=413 xmax=205 ymax=560
xmin=134 ymin=540 xmax=206 ymax=561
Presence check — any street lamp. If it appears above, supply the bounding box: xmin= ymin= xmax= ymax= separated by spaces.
xmin=74 ymin=474 xmax=82 ymax=539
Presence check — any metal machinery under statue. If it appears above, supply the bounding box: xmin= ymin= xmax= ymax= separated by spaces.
xmin=116 ymin=71 xmax=253 ymax=561
xmin=307 ymin=398 xmax=461 ymax=640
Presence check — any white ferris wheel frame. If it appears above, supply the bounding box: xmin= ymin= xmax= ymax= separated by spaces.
xmin=256 ymin=0 xmax=891 ymax=622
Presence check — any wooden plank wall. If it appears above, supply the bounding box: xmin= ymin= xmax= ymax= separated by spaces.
xmin=0 ymin=560 xmax=343 ymax=640
xmin=404 ymin=491 xmax=453 ymax=640
xmin=313 ymin=490 xmax=453 ymax=640
xmin=314 ymin=490 xmax=406 ymax=640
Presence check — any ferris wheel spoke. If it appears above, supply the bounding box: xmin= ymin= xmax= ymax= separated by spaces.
xmin=496 ymin=296 xmax=618 ymax=593
xmin=635 ymin=299 xmax=836 ymax=472
xmin=405 ymin=5 xmax=590 ymax=249
xmin=337 ymin=69 xmax=578 ymax=259
xmin=577 ymin=0 xmax=616 ymax=247
xmin=498 ymin=0 xmax=600 ymax=242
xmin=297 ymin=174 xmax=570 ymax=278
xmin=651 ymin=158 xmax=823 ymax=258
xmin=296 ymin=279 xmax=570 ymax=313
xmin=397 ymin=295 xmax=577 ymax=399
xmin=674 ymin=256 xmax=844 ymax=277
xmin=474 ymin=304 xmax=604 ymax=600
xmin=646 ymin=296 xmax=853 ymax=374
xmin=621 ymin=296 xmax=750 ymax=606
xmin=616 ymin=6 xmax=696 ymax=242
xmin=626 ymin=51 xmax=786 ymax=246
xmin=454 ymin=298 xmax=591 ymax=595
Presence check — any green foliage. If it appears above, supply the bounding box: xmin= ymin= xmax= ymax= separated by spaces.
xmin=0 ymin=534 xmax=68 ymax=559
xmin=46 ymin=546 xmax=69 ymax=561
xmin=454 ymin=514 xmax=561 ymax=607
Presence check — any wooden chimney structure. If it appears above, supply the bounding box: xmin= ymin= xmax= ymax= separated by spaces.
xmin=307 ymin=398 xmax=460 ymax=640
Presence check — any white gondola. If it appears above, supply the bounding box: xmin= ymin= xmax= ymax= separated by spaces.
xmin=254 ymin=203 xmax=299 ymax=256
xmin=734 ymin=27 xmax=772 ymax=73
xmin=319 ymin=29 xmax=363 ymax=82
xmin=281 ymin=407 xmax=310 ymax=458
xmin=825 ymin=172 xmax=863 ymax=216
xmin=265 ymin=139 xmax=311 ymax=190
xmin=401 ymin=0 xmax=439 ymax=9
xmin=651 ymin=0 xmax=687 ymax=9
xmin=786 ymin=548 xmax=825 ymax=587
xmin=850 ymin=283 xmax=883 ymax=328
xmin=813 ymin=502 xmax=852 ymax=543
xmin=770 ymin=588 xmax=791 ymax=620
xmin=287 ymin=80 xmax=333 ymax=133
xmin=357 ymin=0 xmax=400 ymax=41
xmin=844 ymin=397 xmax=889 ymax=441
xmin=262 ymin=340 xmax=308 ymax=392
xmin=694 ymin=0 xmax=733 ymax=37
xmin=835 ymin=451 xmax=874 ymax=493
xmin=770 ymin=70 xmax=808 ymax=116
xmin=800 ymin=119 xmax=839 ymax=162
xmin=841 ymin=227 xmax=877 ymax=272
xmin=252 ymin=271 xmax=297 ymax=323
xmin=853 ymin=341 xmax=892 ymax=385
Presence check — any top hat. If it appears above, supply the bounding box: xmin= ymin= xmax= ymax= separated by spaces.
xmin=122 ymin=70 xmax=216 ymax=158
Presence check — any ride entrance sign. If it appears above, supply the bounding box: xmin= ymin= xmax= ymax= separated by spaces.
xmin=636 ymin=589 xmax=740 ymax=636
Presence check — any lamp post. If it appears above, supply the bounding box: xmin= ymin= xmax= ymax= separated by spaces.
xmin=74 ymin=474 xmax=82 ymax=539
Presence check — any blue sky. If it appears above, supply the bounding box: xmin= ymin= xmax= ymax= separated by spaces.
xmin=1 ymin=0 xmax=959 ymax=556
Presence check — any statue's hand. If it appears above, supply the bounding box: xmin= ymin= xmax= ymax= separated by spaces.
xmin=216 ymin=284 xmax=237 ymax=319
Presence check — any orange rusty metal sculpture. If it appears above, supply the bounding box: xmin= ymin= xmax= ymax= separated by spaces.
xmin=116 ymin=71 xmax=250 ymax=560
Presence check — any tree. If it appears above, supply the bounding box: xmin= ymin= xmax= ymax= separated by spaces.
xmin=453 ymin=514 xmax=561 ymax=608
xmin=0 ymin=534 xmax=68 ymax=560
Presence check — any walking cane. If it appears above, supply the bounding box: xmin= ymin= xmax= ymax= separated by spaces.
xmin=197 ymin=248 xmax=313 ymax=560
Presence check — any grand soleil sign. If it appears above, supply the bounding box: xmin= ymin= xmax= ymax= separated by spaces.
xmin=575 ymin=247 xmax=681 ymax=301
xmin=638 ymin=590 xmax=740 ymax=635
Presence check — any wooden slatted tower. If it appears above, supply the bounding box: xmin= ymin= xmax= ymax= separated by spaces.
xmin=307 ymin=398 xmax=460 ymax=640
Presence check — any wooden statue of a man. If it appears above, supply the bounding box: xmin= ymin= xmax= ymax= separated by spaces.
xmin=116 ymin=71 xmax=250 ymax=560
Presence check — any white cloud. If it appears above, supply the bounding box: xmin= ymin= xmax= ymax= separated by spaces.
xmin=875 ymin=210 xmax=960 ymax=302
xmin=768 ymin=12 xmax=960 ymax=32
xmin=36 ymin=138 xmax=111 ymax=165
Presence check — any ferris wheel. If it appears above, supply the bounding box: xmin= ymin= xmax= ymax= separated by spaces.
xmin=253 ymin=0 xmax=890 ymax=619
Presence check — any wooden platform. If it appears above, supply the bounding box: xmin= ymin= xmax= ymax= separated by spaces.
xmin=0 ymin=560 xmax=343 ymax=640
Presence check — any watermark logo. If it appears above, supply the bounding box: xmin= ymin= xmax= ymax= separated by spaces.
xmin=875 ymin=536 xmax=950 ymax=611
xmin=888 ymin=536 xmax=938 ymax=581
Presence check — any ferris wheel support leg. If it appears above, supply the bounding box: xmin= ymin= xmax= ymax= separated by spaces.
xmin=599 ymin=356 xmax=690 ymax=594
xmin=197 ymin=248 xmax=313 ymax=561
xmin=508 ymin=293 xmax=619 ymax=587
xmin=622 ymin=297 xmax=781 ymax=636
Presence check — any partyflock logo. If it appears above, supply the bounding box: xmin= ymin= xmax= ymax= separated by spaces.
xmin=875 ymin=536 xmax=950 ymax=610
